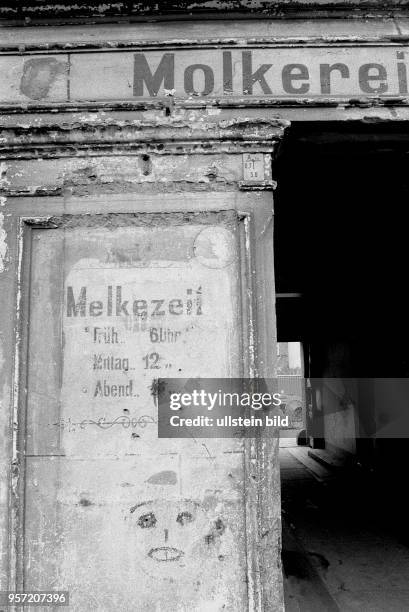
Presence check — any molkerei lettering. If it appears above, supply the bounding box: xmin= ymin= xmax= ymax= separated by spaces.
xmin=133 ymin=49 xmax=409 ymax=97
xmin=4 ymin=46 xmax=409 ymax=104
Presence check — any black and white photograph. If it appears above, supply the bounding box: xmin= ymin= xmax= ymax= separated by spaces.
xmin=1 ymin=1 xmax=409 ymax=610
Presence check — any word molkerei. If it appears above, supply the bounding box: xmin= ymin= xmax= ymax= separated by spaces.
xmin=134 ymin=50 xmax=409 ymax=97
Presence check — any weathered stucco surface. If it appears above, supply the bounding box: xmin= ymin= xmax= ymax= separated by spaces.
xmin=24 ymin=217 xmax=248 ymax=610
xmin=0 ymin=212 xmax=7 ymax=273
xmin=0 ymin=0 xmax=408 ymax=25
xmin=0 ymin=115 xmax=284 ymax=610
xmin=3 ymin=45 xmax=409 ymax=104
xmin=2 ymin=9 xmax=405 ymax=608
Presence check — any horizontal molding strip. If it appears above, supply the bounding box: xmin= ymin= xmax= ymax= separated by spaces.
xmin=2 ymin=37 xmax=409 ymax=54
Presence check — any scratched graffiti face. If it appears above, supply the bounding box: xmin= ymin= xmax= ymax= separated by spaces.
xmin=127 ymin=498 xmax=229 ymax=580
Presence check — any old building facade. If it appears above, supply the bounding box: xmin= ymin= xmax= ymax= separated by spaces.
xmin=1 ymin=2 xmax=409 ymax=610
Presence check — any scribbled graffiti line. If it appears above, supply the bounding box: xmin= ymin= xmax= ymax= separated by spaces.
xmin=48 ymin=415 xmax=156 ymax=432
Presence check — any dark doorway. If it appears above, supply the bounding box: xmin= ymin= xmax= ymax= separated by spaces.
xmin=275 ymin=122 xmax=409 ymax=611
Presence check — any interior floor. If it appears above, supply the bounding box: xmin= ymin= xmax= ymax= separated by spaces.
xmin=280 ymin=443 xmax=409 ymax=612
xmin=275 ymin=123 xmax=409 ymax=611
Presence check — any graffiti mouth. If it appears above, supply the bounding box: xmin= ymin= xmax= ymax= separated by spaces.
xmin=148 ymin=547 xmax=184 ymax=562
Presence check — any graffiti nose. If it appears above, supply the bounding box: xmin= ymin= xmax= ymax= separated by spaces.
xmin=164 ymin=529 xmax=169 ymax=542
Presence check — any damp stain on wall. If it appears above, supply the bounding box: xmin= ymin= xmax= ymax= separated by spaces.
xmin=146 ymin=470 xmax=177 ymax=485
xmin=20 ymin=57 xmax=67 ymax=100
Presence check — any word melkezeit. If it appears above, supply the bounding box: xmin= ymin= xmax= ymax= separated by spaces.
xmin=66 ymin=286 xmax=203 ymax=318
xmin=133 ymin=49 xmax=409 ymax=98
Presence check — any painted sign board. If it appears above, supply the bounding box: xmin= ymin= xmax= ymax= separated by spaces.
xmin=24 ymin=216 xmax=248 ymax=611
xmin=0 ymin=46 xmax=408 ymax=103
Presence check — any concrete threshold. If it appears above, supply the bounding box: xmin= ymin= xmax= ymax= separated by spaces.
xmin=307 ymin=448 xmax=348 ymax=471
xmin=287 ymin=447 xmax=335 ymax=482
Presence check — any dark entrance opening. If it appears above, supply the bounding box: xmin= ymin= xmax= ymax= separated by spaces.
xmin=275 ymin=122 xmax=409 ymax=611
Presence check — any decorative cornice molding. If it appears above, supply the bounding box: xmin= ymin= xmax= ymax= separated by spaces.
xmin=2 ymin=35 xmax=409 ymax=54
xmin=0 ymin=1 xmax=409 ymax=25
xmin=0 ymin=97 xmax=408 ymax=117
xmin=0 ymin=117 xmax=289 ymax=159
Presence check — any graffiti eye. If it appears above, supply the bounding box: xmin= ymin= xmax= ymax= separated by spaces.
xmin=137 ymin=512 xmax=157 ymax=529
xmin=176 ymin=511 xmax=194 ymax=526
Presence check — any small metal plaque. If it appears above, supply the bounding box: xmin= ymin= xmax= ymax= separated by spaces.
xmin=242 ymin=153 xmax=265 ymax=182
xmin=241 ymin=153 xmax=275 ymax=190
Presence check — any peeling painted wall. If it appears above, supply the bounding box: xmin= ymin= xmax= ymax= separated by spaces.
xmin=3 ymin=46 xmax=409 ymax=104
xmin=1 ymin=8 xmax=409 ymax=609
xmin=0 ymin=164 xmax=13 ymax=590
xmin=0 ymin=0 xmax=408 ymax=25
xmin=4 ymin=45 xmax=409 ymax=116
xmin=0 ymin=115 xmax=284 ymax=610
xmin=4 ymin=155 xmax=243 ymax=195
xmin=23 ymin=217 xmax=248 ymax=610
xmin=0 ymin=212 xmax=7 ymax=273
